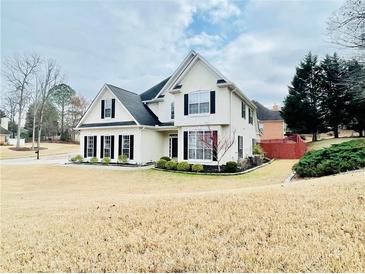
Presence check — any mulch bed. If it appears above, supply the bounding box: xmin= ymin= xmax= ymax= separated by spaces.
xmin=8 ymin=147 xmax=48 ymax=151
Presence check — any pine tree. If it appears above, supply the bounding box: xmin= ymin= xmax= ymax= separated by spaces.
xmin=345 ymin=59 xmax=365 ymax=136
xmin=281 ymin=52 xmax=324 ymax=141
xmin=320 ymin=53 xmax=353 ymax=138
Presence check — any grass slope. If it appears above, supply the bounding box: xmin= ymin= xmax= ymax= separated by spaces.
xmin=1 ymin=161 xmax=364 ymax=272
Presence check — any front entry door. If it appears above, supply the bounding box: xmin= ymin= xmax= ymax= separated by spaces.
xmin=169 ymin=134 xmax=178 ymax=158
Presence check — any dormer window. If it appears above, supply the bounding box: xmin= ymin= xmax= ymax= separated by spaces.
xmin=104 ymin=99 xmax=112 ymax=118
xmin=189 ymin=91 xmax=210 ymax=114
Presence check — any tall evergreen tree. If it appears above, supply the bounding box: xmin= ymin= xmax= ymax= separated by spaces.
xmin=320 ymin=53 xmax=353 ymax=138
xmin=281 ymin=52 xmax=324 ymax=141
xmin=345 ymin=59 xmax=365 ymax=136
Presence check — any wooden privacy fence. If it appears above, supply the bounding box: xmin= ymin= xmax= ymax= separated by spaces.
xmin=259 ymin=134 xmax=307 ymax=159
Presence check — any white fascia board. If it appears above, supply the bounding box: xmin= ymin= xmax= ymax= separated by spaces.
xmin=77 ymin=125 xmax=142 ymax=130
xmin=155 ymin=50 xmax=197 ymax=99
xmin=75 ymin=84 xmax=109 ymax=129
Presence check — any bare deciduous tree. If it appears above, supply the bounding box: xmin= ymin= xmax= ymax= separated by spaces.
xmin=2 ymin=92 xmax=18 ymax=138
xmin=328 ymin=0 xmax=365 ymax=57
xmin=68 ymin=94 xmax=88 ymax=141
xmin=30 ymin=80 xmax=41 ymax=150
xmin=37 ymin=59 xmax=62 ymax=148
xmin=2 ymin=54 xmax=41 ymax=147
xmin=198 ymin=128 xmax=236 ymax=172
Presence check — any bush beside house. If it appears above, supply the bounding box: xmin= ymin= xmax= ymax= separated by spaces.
xmin=293 ymin=140 xmax=365 ymax=177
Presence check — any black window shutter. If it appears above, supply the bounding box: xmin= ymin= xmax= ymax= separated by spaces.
xmin=129 ymin=135 xmax=134 ymax=160
xmin=118 ymin=135 xmax=122 ymax=156
xmin=111 ymin=136 xmax=115 ymax=159
xmin=238 ymin=136 xmax=240 ymax=154
xmin=210 ymin=91 xmax=215 ymax=114
xmin=183 ymin=131 xmax=188 ymax=160
xmin=111 ymin=99 xmax=115 ymax=118
xmin=84 ymin=136 xmax=87 ymax=158
xmin=101 ymin=100 xmax=105 ymax=119
xmin=100 ymin=136 xmax=104 ymax=158
xmin=184 ymin=94 xmax=189 ymax=115
xmin=212 ymin=131 xmax=218 ymax=161
xmin=93 ymin=136 xmax=97 ymax=157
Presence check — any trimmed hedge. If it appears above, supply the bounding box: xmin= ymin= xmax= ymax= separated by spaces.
xmin=156 ymin=159 xmax=167 ymax=169
xmin=165 ymin=160 xmax=177 ymax=170
xmin=294 ymin=139 xmax=365 ymax=177
xmin=224 ymin=161 xmax=238 ymax=173
xmin=191 ymin=164 xmax=204 ymax=172
xmin=160 ymin=156 xmax=171 ymax=162
xmin=177 ymin=161 xmax=190 ymax=171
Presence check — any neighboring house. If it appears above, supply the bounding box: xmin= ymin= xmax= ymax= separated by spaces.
xmin=252 ymin=101 xmax=286 ymax=140
xmin=76 ymin=51 xmax=259 ymax=165
xmin=0 ymin=117 xmax=11 ymax=145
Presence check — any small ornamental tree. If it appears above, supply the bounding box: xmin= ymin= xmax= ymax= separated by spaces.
xmin=198 ymin=128 xmax=236 ymax=172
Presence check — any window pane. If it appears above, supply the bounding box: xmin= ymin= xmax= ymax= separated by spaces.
xmin=196 ymin=149 xmax=203 ymax=160
xmin=189 ymin=93 xmax=199 ymax=104
xmin=200 ymin=92 xmax=210 ymax=102
xmin=104 ymin=99 xmax=111 ymax=118
xmin=199 ymin=102 xmax=209 ymax=113
xmin=189 ymin=149 xmax=195 ymax=159
xmin=188 ymin=132 xmax=196 ymax=149
xmin=189 ymin=103 xmax=199 ymax=114
xmin=204 ymin=149 xmax=212 ymax=160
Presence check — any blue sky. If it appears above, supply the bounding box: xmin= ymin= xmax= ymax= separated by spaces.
xmin=1 ymin=0 xmax=343 ymax=107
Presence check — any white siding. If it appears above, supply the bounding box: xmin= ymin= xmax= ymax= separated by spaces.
xmin=82 ymin=87 xmax=135 ymax=124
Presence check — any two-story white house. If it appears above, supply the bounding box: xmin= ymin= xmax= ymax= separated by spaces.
xmin=76 ymin=51 xmax=260 ymax=165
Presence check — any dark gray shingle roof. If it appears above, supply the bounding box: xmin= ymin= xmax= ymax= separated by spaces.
xmin=140 ymin=76 xmax=170 ymax=101
xmin=0 ymin=126 xmax=11 ymax=135
xmin=79 ymin=121 xmax=136 ymax=128
xmin=252 ymin=100 xmax=283 ymax=121
xmin=106 ymin=84 xmax=160 ymax=126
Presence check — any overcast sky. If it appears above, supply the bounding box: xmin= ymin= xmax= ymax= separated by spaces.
xmin=2 ymin=0 xmax=343 ymax=107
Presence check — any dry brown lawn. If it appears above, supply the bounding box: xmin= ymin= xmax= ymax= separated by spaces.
xmin=0 ymin=142 xmax=79 ymax=159
xmin=1 ymin=160 xmax=364 ymax=272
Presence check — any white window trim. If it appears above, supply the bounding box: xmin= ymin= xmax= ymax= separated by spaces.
xmin=188 ymin=90 xmax=210 ymax=115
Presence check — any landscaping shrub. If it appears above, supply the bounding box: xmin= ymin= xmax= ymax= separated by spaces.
xmin=294 ymin=139 xmax=365 ymax=178
xmin=165 ymin=160 xmax=177 ymax=170
xmin=253 ymin=144 xmax=264 ymax=155
xmin=224 ymin=161 xmax=238 ymax=173
xmin=156 ymin=159 xmax=167 ymax=169
xmin=177 ymin=161 xmax=190 ymax=171
xmin=118 ymin=154 xmax=128 ymax=163
xmin=102 ymin=157 xmax=111 ymax=165
xmin=71 ymin=154 xmax=83 ymax=163
xmin=191 ymin=164 xmax=204 ymax=172
xmin=90 ymin=157 xmax=98 ymax=164
xmin=160 ymin=156 xmax=171 ymax=161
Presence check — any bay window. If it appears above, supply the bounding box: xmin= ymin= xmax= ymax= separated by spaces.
xmin=189 ymin=91 xmax=210 ymax=114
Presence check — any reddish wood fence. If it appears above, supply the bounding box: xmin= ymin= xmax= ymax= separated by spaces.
xmin=259 ymin=134 xmax=307 ymax=159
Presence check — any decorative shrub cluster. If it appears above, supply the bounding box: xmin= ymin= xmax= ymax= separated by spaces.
xmin=224 ymin=161 xmax=238 ymax=172
xmin=118 ymin=154 xmax=128 ymax=163
xmin=155 ymin=157 xmax=205 ymax=172
xmin=294 ymin=140 xmax=365 ymax=177
xmin=253 ymin=144 xmax=265 ymax=155
xmin=90 ymin=157 xmax=98 ymax=164
xmin=102 ymin=157 xmax=111 ymax=165
xmin=70 ymin=155 xmax=83 ymax=163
